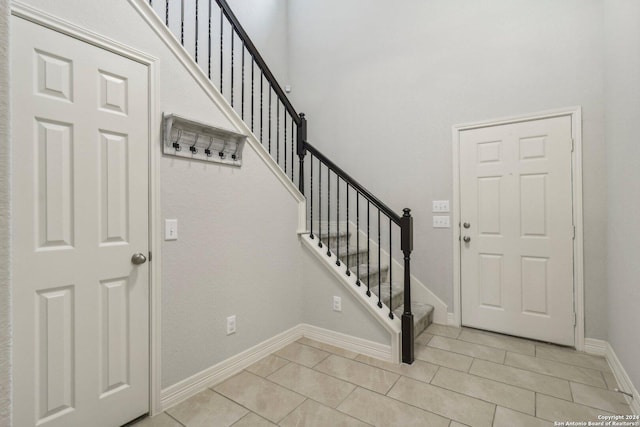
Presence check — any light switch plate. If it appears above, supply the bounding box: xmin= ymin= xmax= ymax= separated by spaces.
xmin=165 ymin=219 xmax=178 ymax=240
xmin=432 ymin=200 xmax=450 ymax=213
xmin=433 ymin=216 xmax=450 ymax=228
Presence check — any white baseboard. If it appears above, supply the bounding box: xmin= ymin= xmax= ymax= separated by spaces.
xmin=300 ymin=323 xmax=393 ymax=362
xmin=160 ymin=323 xmax=395 ymax=412
xmin=585 ymin=338 xmax=639 ymax=415
xmin=447 ymin=312 xmax=459 ymax=327
xmin=160 ymin=325 xmax=303 ymax=411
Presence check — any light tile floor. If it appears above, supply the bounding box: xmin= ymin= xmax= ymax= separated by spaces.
xmin=134 ymin=325 xmax=633 ymax=426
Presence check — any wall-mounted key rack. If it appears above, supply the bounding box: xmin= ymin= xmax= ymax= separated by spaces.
xmin=163 ymin=113 xmax=247 ymax=166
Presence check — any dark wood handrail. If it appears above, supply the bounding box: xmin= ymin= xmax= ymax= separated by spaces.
xmin=215 ymin=0 xmax=301 ymax=125
xmin=305 ymin=142 xmax=402 ymax=225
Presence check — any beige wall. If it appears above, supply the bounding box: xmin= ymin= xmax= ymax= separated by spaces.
xmin=287 ymin=0 xmax=608 ymax=339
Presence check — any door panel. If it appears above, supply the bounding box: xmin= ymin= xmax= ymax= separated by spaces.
xmin=12 ymin=17 xmax=149 ymax=427
xmin=460 ymin=116 xmax=574 ymax=346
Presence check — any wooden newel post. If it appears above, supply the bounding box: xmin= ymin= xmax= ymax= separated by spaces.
xmin=296 ymin=113 xmax=307 ymax=194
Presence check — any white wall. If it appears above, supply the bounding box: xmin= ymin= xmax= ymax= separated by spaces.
xmin=287 ymin=0 xmax=608 ymax=339
xmin=0 ymin=0 xmax=12 ymax=424
xmin=604 ymin=0 xmax=640 ymax=389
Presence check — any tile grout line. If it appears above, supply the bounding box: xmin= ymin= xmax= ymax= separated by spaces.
xmin=163 ymin=411 xmax=187 ymax=427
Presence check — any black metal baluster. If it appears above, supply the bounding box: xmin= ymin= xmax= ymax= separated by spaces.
xmin=230 ymin=32 xmax=234 ymax=107
xmin=207 ymin=0 xmax=212 ymax=78
xmin=367 ymin=201 xmax=371 ymax=297
xmin=336 ymin=175 xmax=341 ymax=266
xmin=268 ymin=86 xmax=272 ymax=153
xmin=260 ymin=72 xmax=263 ymax=142
xmin=389 ymin=218 xmax=394 ymax=319
xmin=310 ymin=153 xmax=314 ymax=239
xmin=180 ymin=0 xmax=185 ymax=45
xmin=195 ymin=0 xmax=199 ymax=63
xmin=318 ymin=164 xmax=323 ymax=248
xmin=284 ymin=114 xmax=287 ymax=174
xmin=219 ymin=8 xmax=223 ymax=94
xmin=291 ymin=120 xmax=295 ymax=182
xmin=251 ymin=57 xmax=254 ymax=132
xmin=165 ymin=0 xmax=169 ymax=25
xmin=346 ymin=183 xmax=350 ymax=276
xmin=327 ymin=168 xmax=331 ymax=257
xmin=356 ymin=193 xmax=360 ymax=286
xmin=241 ymin=42 xmax=245 ymax=119
xmin=276 ymin=101 xmax=280 ymax=163
xmin=377 ymin=210 xmax=382 ymax=308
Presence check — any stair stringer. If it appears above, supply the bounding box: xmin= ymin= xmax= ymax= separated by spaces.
xmin=129 ymin=0 xmax=308 ymax=234
xmin=346 ymin=221 xmax=449 ymax=324
xmin=300 ymin=234 xmax=401 ymax=364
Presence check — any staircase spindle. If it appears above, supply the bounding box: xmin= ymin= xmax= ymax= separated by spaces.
xmin=336 ymin=175 xmax=341 ymax=266
xmin=268 ymin=86 xmax=272 ymax=153
xmin=250 ymin=57 xmax=254 ymax=131
xmin=165 ymin=0 xmax=168 ymax=25
xmin=276 ymin=101 xmax=280 ymax=163
xmin=208 ymin=0 xmax=212 ymax=78
xmin=230 ymin=32 xmax=234 ymax=107
xmin=291 ymin=120 xmax=295 ymax=181
xmin=356 ymin=193 xmax=360 ymax=286
xmin=318 ymin=163 xmax=322 ymax=248
xmin=327 ymin=168 xmax=331 ymax=257
xmin=180 ymin=0 xmax=184 ymax=45
xmin=241 ymin=43 xmax=245 ymax=119
xmin=389 ymin=218 xmax=394 ymax=319
xmin=219 ymin=8 xmax=223 ymax=94
xmin=377 ymin=210 xmax=382 ymax=308
xmin=310 ymin=154 xmax=314 ymax=239
xmin=346 ymin=183 xmax=350 ymax=276
xmin=259 ymin=72 xmax=263 ymax=142
xmin=284 ymin=114 xmax=287 ymax=174
xmin=367 ymin=201 xmax=371 ymax=297
xmin=195 ymin=0 xmax=199 ymax=63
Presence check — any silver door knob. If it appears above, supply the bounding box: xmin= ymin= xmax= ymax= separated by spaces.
xmin=463 ymin=222 xmax=471 ymax=229
xmin=463 ymin=236 xmax=471 ymax=243
xmin=131 ymin=253 xmax=147 ymax=265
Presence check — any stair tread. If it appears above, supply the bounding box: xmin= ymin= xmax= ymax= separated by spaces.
xmin=336 ymin=245 xmax=368 ymax=256
xmin=393 ymin=303 xmax=434 ymax=337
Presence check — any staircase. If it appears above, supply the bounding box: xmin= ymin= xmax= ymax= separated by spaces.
xmin=147 ymin=0 xmax=433 ymax=362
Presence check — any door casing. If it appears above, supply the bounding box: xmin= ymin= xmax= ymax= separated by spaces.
xmin=452 ymin=107 xmax=584 ymax=350
xmin=10 ymin=2 xmax=164 ymax=416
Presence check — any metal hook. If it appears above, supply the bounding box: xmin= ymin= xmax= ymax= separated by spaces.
xmin=231 ymin=139 xmax=240 ymax=160
xmin=172 ymin=128 xmax=183 ymax=151
xmin=190 ymin=133 xmax=199 ymax=155
xmin=219 ymin=140 xmax=228 ymax=158
xmin=205 ymin=136 xmax=214 ymax=157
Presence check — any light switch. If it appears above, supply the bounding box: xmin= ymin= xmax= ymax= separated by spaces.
xmin=433 ymin=216 xmax=450 ymax=228
xmin=165 ymin=219 xmax=178 ymax=240
xmin=432 ymin=200 xmax=450 ymax=213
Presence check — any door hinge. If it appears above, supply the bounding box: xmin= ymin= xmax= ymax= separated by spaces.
xmin=572 ymin=226 xmax=576 ymax=239
xmin=573 ymin=312 xmax=577 ymax=326
xmin=571 ymin=138 xmax=575 ymax=152
xmin=149 ymin=251 xmax=152 ymax=262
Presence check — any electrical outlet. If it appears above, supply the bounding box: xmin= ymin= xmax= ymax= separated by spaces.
xmin=165 ymin=219 xmax=178 ymax=240
xmin=333 ymin=296 xmax=342 ymax=312
xmin=226 ymin=315 xmax=236 ymax=335
xmin=432 ymin=200 xmax=450 ymax=213
xmin=433 ymin=215 xmax=451 ymax=228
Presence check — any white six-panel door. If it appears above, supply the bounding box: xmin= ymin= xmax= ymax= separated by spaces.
xmin=460 ymin=116 xmax=575 ymax=346
xmin=11 ymin=17 xmax=150 ymax=426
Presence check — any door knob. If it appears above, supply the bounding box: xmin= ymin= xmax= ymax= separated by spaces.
xmin=131 ymin=253 xmax=147 ymax=265
xmin=463 ymin=222 xmax=471 ymax=229
xmin=463 ymin=236 xmax=471 ymax=243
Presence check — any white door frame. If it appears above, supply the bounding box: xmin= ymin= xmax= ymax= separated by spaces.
xmin=451 ymin=107 xmax=584 ymax=351
xmin=10 ymin=2 xmax=164 ymax=416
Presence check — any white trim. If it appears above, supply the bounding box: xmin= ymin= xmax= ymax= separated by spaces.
xmin=160 ymin=323 xmax=392 ymax=412
xmin=301 ymin=323 xmax=393 ymax=362
xmin=300 ymin=234 xmax=401 ymax=363
xmin=585 ymin=339 xmax=640 ymax=415
xmin=160 ymin=325 xmax=303 ymax=411
xmin=451 ymin=107 xmax=585 ymax=349
xmin=10 ymin=1 xmax=165 ymax=416
xmin=127 ymin=0 xmax=305 ymax=205
xmin=447 ymin=312 xmax=458 ymax=327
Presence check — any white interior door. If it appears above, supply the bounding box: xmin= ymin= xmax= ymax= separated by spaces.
xmin=459 ymin=116 xmax=575 ymax=346
xmin=11 ymin=17 xmax=150 ymax=427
